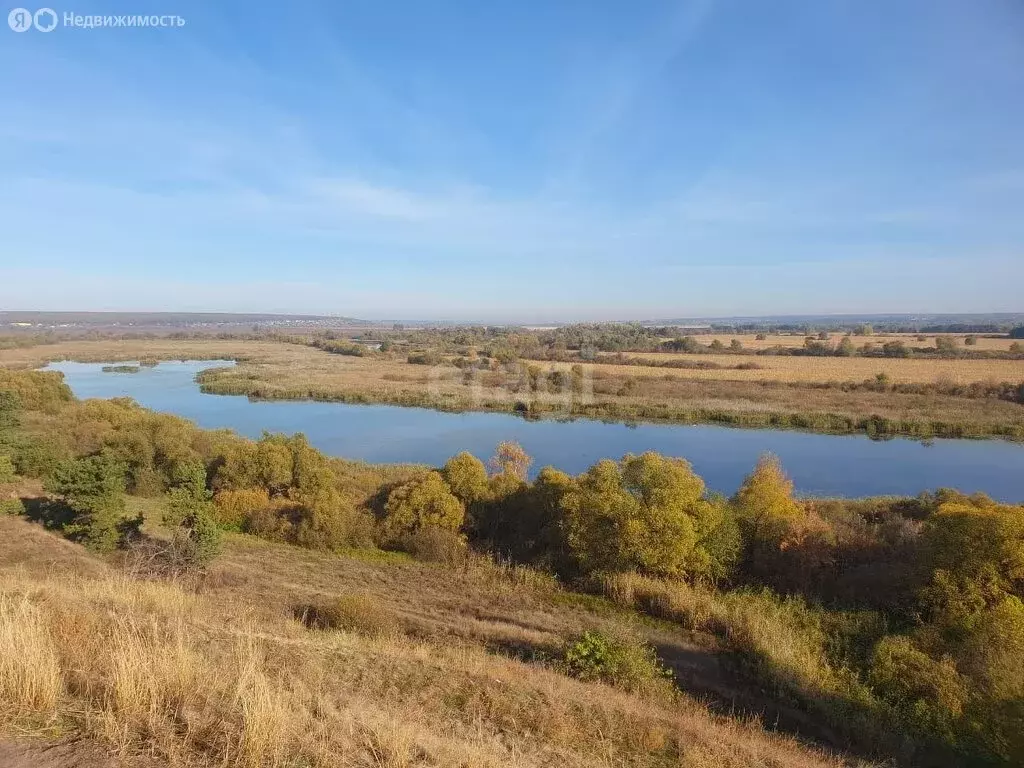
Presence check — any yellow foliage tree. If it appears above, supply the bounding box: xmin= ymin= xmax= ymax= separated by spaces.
xmin=383 ymin=471 xmax=465 ymax=538
xmin=733 ymin=454 xmax=805 ymax=544
xmin=441 ymin=451 xmax=489 ymax=505
xmin=561 ymin=452 xmax=721 ymax=578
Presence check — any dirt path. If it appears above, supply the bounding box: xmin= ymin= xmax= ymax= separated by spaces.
xmin=0 ymin=739 xmax=164 ymax=768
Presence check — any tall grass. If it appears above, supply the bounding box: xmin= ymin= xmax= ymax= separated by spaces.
xmin=596 ymin=573 xmax=906 ymax=759
xmin=0 ymin=594 xmax=62 ymax=722
xmin=0 ymin=566 xmax=851 ymax=767
xmin=0 ymin=575 xmax=305 ymax=765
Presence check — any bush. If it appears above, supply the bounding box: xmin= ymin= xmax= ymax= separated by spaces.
xmin=300 ymin=593 xmax=401 ymax=637
xmin=869 ymin=636 xmax=967 ymax=743
xmin=562 ymin=630 xmax=672 ymax=695
xmin=0 ymin=498 xmax=26 ymax=516
xmin=0 ymin=454 xmax=16 ymax=483
xmin=382 ymin=471 xmax=465 ymax=539
xmin=45 ymin=455 xmax=131 ymax=552
xmin=407 ymin=351 xmax=442 ymax=365
xmin=212 ymin=488 xmax=271 ymax=530
xmin=397 ymin=526 xmax=467 ymax=565
xmin=169 ymin=508 xmax=222 ymax=571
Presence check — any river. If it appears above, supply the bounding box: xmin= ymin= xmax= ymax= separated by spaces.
xmin=45 ymin=360 xmax=1024 ymax=502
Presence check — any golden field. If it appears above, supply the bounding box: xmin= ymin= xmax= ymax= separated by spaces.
xmin=685 ymin=333 xmax=1020 ymax=353
xmin=590 ymin=351 xmax=1024 ymax=385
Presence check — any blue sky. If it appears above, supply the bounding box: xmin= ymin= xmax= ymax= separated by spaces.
xmin=2 ymin=0 xmax=1023 ymax=321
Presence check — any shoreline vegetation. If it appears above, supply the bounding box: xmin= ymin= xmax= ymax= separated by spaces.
xmin=0 ymin=329 xmax=1023 ymax=440
xmin=1 ymin=365 xmax=1023 ymax=766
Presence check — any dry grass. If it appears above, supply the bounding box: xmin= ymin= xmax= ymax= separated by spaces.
xmin=0 ymin=514 xmax=864 ymax=768
xmin=585 ymin=352 xmax=1024 ymax=385
xmin=682 ymin=333 xmax=1021 ymax=353
xmin=298 ymin=593 xmax=402 ymax=637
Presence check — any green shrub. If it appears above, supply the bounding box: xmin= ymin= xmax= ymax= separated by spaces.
xmin=869 ymin=635 xmax=968 ymax=743
xmin=12 ymin=437 xmax=68 ymax=480
xmin=562 ymin=630 xmax=672 ymax=695
xmin=0 ymin=454 xmax=16 ymax=483
xmin=45 ymin=454 xmax=130 ymax=552
xmin=0 ymin=498 xmax=26 ymax=516
xmin=170 ymin=508 xmax=222 ymax=570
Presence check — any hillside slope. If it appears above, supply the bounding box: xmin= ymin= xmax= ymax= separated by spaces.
xmin=0 ymin=512 xmax=861 ymax=768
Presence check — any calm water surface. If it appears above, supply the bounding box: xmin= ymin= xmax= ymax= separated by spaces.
xmin=46 ymin=360 xmax=1024 ymax=502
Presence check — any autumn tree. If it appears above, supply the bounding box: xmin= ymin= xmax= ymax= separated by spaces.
xmin=733 ymin=454 xmax=805 ymax=542
xmin=441 ymin=451 xmax=489 ymax=506
xmin=561 ymin=452 xmax=724 ymax=578
xmin=382 ymin=471 xmax=465 ymax=539
xmin=732 ymin=454 xmax=807 ymax=581
xmin=477 ymin=465 xmax=574 ymax=567
xmin=488 ymin=441 xmax=532 ymax=481
xmin=213 ymin=487 xmax=272 ymax=529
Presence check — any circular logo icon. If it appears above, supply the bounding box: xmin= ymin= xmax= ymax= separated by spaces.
xmin=8 ymin=7 xmax=33 ymax=31
xmin=34 ymin=7 xmax=57 ymax=31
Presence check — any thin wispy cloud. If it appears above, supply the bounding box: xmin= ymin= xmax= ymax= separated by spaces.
xmin=0 ymin=0 xmax=1021 ymax=317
